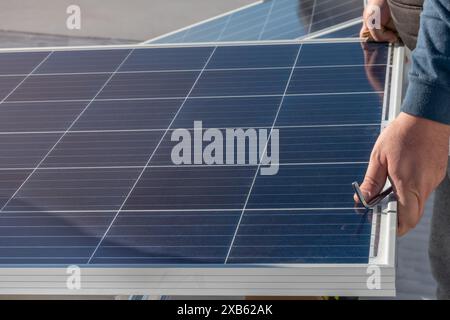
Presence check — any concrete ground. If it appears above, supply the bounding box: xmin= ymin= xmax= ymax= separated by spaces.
xmin=0 ymin=30 xmax=134 ymax=48
xmin=0 ymin=0 xmax=257 ymax=42
xmin=395 ymin=195 xmax=437 ymax=299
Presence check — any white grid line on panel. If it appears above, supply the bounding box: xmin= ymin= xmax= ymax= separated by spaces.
xmin=0 ymin=63 xmax=388 ymax=78
xmin=2 ymin=91 xmax=385 ymax=105
xmin=0 ymin=161 xmax=370 ymax=171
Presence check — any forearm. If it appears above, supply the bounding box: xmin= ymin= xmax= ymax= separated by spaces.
xmin=402 ymin=0 xmax=450 ymax=124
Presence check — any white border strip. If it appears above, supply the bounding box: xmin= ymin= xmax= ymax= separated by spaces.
xmin=369 ymin=44 xmax=404 ymax=269
xmin=0 ymin=38 xmax=367 ymax=54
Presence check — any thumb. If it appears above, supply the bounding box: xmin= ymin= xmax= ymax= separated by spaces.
xmin=368 ymin=27 xmax=398 ymax=43
xmin=395 ymin=183 xmax=423 ymax=236
xmin=354 ymin=153 xmax=388 ymax=203
xmin=360 ymin=24 xmax=370 ymax=39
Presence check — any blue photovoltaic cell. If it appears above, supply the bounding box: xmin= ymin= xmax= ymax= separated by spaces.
xmin=0 ymin=51 xmax=49 ymax=75
xmin=228 ymin=209 xmax=371 ymax=263
xmin=318 ymin=23 xmax=362 ymax=39
xmin=0 ymin=133 xmax=61 ymax=168
xmin=308 ymin=1 xmax=363 ymax=34
xmin=192 ymin=69 xmax=291 ymax=97
xmin=35 ymin=49 xmax=131 ymax=74
xmin=278 ymin=126 xmax=379 ymax=163
xmin=287 ymin=66 xmax=387 ymax=94
xmin=72 ymin=99 xmax=184 ymax=131
xmin=93 ymin=211 xmax=242 ymax=264
xmin=0 ymin=76 xmax=26 ymax=100
xmin=41 ymin=131 xmax=164 ymax=167
xmin=98 ymin=71 xmax=200 ymax=99
xmin=171 ymin=96 xmax=282 ymax=129
xmin=0 ymin=211 xmax=115 ymax=264
xmin=0 ymin=41 xmax=389 ymax=266
xmin=119 ymin=47 xmax=214 ymax=71
xmin=276 ymin=93 xmax=384 ymax=125
xmin=3 ymin=168 xmax=141 ymax=212
xmin=0 ymin=171 xmax=32 ymax=209
xmin=151 ymin=0 xmax=364 ymax=44
xmin=246 ymin=163 xmax=367 ymax=209
xmin=0 ymin=101 xmax=87 ymax=132
xmin=296 ymin=42 xmax=389 ymax=66
xmin=207 ymin=45 xmax=299 ymax=69
xmin=123 ymin=166 xmax=257 ymax=210
xmin=7 ymin=74 xmax=110 ymax=101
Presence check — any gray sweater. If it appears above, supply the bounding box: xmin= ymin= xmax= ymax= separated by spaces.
xmin=397 ymin=0 xmax=450 ymax=124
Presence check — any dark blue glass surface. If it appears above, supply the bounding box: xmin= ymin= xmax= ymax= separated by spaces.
xmin=0 ymin=133 xmax=61 ymax=168
xmin=0 ymin=42 xmax=389 ymax=266
xmin=276 ymin=93 xmax=384 ymax=126
xmin=41 ymin=131 xmax=164 ymax=167
xmin=0 ymin=76 xmax=26 ymax=100
xmin=0 ymin=170 xmax=32 ymax=209
xmin=3 ymin=168 xmax=141 ymax=212
xmin=119 ymin=47 xmax=214 ymax=71
xmin=123 ymin=166 xmax=257 ymax=210
xmin=288 ymin=66 xmax=387 ymax=94
xmin=172 ymin=97 xmax=282 ymax=129
xmin=228 ymin=208 xmax=371 ymax=263
xmin=0 ymin=101 xmax=87 ymax=132
xmin=278 ymin=125 xmax=379 ymax=163
xmin=35 ymin=49 xmax=131 ymax=74
xmin=246 ymin=163 xmax=367 ymax=209
xmin=309 ymin=0 xmax=363 ymax=34
xmin=91 ymin=210 xmax=240 ymax=264
xmin=152 ymin=0 xmax=364 ymax=43
xmin=297 ymin=42 xmax=389 ymax=66
xmin=7 ymin=74 xmax=110 ymax=101
xmin=98 ymin=71 xmax=199 ymax=99
xmin=207 ymin=45 xmax=300 ymax=69
xmin=318 ymin=23 xmax=362 ymax=39
xmin=192 ymin=69 xmax=291 ymax=97
xmin=0 ymin=210 xmax=114 ymax=264
xmin=72 ymin=99 xmax=183 ymax=131
xmin=0 ymin=51 xmax=49 ymax=75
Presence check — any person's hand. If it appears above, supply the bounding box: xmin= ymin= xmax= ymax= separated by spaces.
xmin=360 ymin=0 xmax=398 ymax=42
xmin=354 ymin=112 xmax=450 ymax=236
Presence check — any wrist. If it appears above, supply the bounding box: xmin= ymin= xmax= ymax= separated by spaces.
xmin=398 ymin=112 xmax=450 ymax=140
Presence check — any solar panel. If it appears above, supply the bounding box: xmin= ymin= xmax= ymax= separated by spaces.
xmin=0 ymin=40 xmax=400 ymax=296
xmin=148 ymin=0 xmax=365 ymax=44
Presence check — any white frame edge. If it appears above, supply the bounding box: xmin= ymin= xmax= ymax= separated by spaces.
xmin=0 ymin=38 xmax=371 ymax=54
